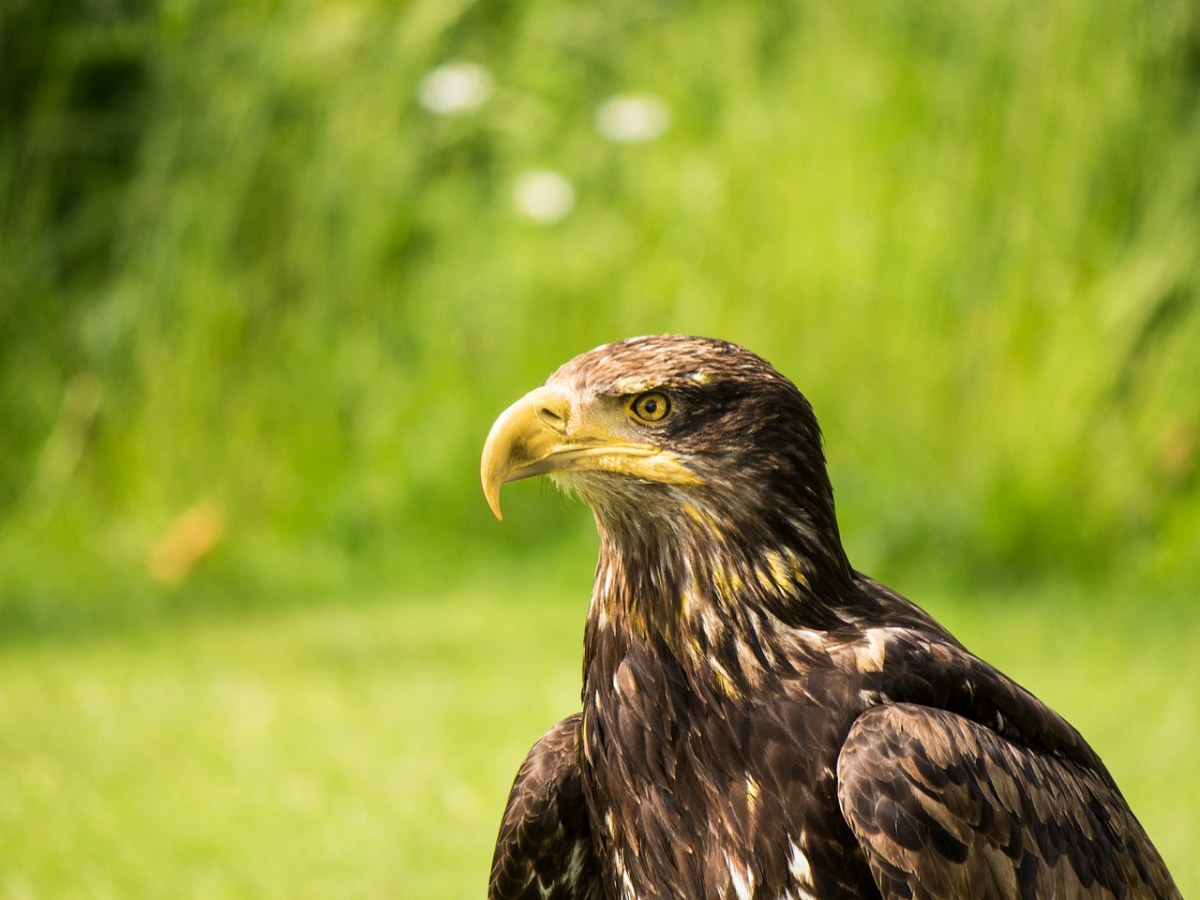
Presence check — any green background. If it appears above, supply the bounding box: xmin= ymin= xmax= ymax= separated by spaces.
xmin=2 ymin=1 xmax=1198 ymax=896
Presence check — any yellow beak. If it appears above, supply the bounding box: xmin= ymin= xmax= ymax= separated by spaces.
xmin=479 ymin=385 xmax=666 ymax=520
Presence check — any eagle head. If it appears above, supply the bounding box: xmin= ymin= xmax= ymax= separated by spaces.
xmin=481 ymin=335 xmax=850 ymax=582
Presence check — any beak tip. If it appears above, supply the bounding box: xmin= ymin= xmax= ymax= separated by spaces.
xmin=482 ymin=385 xmax=565 ymax=523
xmin=481 ymin=464 xmax=504 ymax=521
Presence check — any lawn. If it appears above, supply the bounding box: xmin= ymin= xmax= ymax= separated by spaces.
xmin=3 ymin=2 xmax=1199 ymax=896
xmin=2 ymin=566 xmax=1196 ymax=898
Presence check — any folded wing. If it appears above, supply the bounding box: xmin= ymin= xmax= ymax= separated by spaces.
xmin=489 ymin=714 xmax=604 ymax=900
xmin=838 ymin=702 xmax=1180 ymax=899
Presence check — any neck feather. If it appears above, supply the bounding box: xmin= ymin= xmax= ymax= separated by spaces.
xmin=582 ymin=496 xmax=855 ymax=698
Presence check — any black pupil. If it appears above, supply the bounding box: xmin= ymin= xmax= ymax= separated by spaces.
xmin=643 ymin=398 xmax=658 ymax=415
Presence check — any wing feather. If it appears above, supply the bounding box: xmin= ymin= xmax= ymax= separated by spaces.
xmin=489 ymin=714 xmax=604 ymax=900
xmin=837 ymin=703 xmax=1180 ymax=899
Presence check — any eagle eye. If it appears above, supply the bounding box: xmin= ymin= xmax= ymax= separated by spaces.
xmin=628 ymin=391 xmax=672 ymax=424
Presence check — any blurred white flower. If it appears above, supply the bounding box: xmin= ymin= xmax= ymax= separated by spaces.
xmin=595 ymin=92 xmax=670 ymax=144
xmin=417 ymin=62 xmax=493 ymax=116
xmin=513 ymin=169 xmax=575 ymax=224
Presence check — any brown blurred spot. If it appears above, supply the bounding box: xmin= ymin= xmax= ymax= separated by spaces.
xmin=1160 ymin=422 xmax=1197 ymax=488
xmin=147 ymin=500 xmax=226 ymax=585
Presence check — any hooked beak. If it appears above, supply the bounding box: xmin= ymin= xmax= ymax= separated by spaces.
xmin=479 ymin=385 xmax=663 ymax=520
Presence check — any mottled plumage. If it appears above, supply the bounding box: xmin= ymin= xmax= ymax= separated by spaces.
xmin=479 ymin=335 xmax=1179 ymax=900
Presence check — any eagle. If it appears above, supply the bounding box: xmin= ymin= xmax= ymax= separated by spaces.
xmin=479 ymin=335 xmax=1179 ymax=899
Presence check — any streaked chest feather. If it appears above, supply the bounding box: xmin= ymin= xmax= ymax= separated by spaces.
xmin=580 ymin=629 xmax=885 ymax=898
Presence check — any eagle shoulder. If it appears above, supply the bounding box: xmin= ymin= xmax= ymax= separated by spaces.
xmin=489 ymin=714 xmax=604 ymax=900
xmin=834 ymin=632 xmax=1181 ymax=899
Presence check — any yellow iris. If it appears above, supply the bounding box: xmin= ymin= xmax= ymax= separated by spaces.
xmin=628 ymin=391 xmax=672 ymax=424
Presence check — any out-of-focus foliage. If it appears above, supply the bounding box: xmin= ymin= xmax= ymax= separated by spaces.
xmin=3 ymin=0 xmax=1199 ymax=621
xmin=3 ymin=6 xmax=1199 ymax=896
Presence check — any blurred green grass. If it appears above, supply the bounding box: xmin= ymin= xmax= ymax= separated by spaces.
xmin=2 ymin=1 xmax=1199 ymax=896
xmin=1 ymin=568 xmax=1197 ymax=898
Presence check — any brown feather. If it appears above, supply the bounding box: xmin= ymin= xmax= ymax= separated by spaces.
xmin=839 ymin=704 xmax=1178 ymax=899
xmin=483 ymin=336 xmax=1181 ymax=899
xmin=489 ymin=715 xmax=604 ymax=900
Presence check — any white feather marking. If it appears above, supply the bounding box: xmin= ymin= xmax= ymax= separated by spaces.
xmin=854 ymin=629 xmax=888 ymax=673
xmin=734 ymin=637 xmax=763 ymax=687
xmin=787 ymin=838 xmax=814 ymax=887
xmin=725 ymin=852 xmax=755 ymax=900
xmin=620 ymin=867 xmax=636 ymax=900
xmin=612 ymin=850 xmax=636 ymax=900
xmin=700 ymin=607 xmax=721 ymax=643
xmin=563 ymin=840 xmax=586 ymax=889
xmin=857 ymin=689 xmax=883 ymax=706
xmin=680 ymin=587 xmax=701 ymax=617
xmin=708 ymin=654 xmax=736 ymax=692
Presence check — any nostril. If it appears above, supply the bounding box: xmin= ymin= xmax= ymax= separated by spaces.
xmin=536 ymin=405 xmax=568 ymax=431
